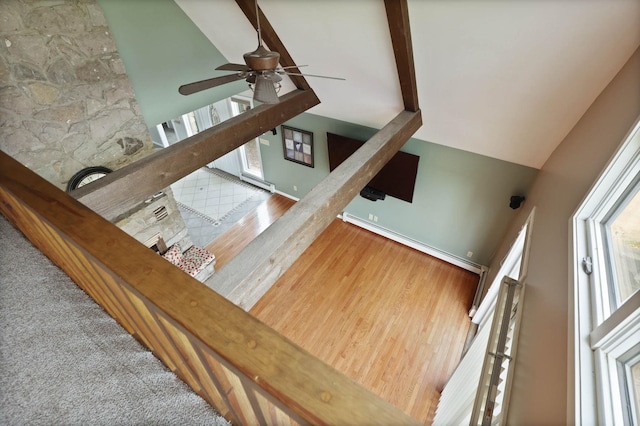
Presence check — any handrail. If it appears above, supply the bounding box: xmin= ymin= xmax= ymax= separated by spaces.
xmin=0 ymin=151 xmax=420 ymax=425
xmin=470 ymin=276 xmax=526 ymax=425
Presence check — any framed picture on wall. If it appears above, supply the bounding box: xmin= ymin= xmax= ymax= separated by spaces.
xmin=282 ymin=125 xmax=314 ymax=168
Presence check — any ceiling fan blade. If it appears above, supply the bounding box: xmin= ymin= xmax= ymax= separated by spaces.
xmin=216 ymin=63 xmax=251 ymax=72
xmin=178 ymin=73 xmax=245 ymax=95
xmin=283 ymin=72 xmax=345 ymax=81
xmin=277 ymin=65 xmax=309 ymax=70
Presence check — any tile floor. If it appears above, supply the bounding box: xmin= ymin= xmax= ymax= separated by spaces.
xmin=171 ymin=167 xmax=271 ymax=247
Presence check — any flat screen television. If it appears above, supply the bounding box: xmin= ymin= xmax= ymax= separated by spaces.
xmin=327 ymin=132 xmax=419 ymax=203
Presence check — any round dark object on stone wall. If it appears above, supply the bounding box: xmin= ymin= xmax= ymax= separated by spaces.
xmin=66 ymin=166 xmax=112 ymax=192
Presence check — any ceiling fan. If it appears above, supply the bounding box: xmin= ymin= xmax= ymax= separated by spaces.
xmin=178 ymin=0 xmax=343 ymax=104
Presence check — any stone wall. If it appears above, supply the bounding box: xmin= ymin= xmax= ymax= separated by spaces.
xmin=0 ymin=0 xmax=192 ymax=252
xmin=0 ymin=0 xmax=152 ymax=189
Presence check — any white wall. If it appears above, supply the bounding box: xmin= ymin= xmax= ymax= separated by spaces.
xmin=483 ymin=47 xmax=640 ymax=424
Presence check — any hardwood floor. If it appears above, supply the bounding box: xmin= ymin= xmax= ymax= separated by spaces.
xmin=206 ymin=194 xmax=295 ymax=268
xmin=207 ymin=194 xmax=478 ymax=424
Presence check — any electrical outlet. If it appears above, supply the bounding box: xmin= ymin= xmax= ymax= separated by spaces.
xmin=373 ymin=215 xmax=378 ymax=222
xmin=293 ymin=185 xmax=297 ymax=191
xmin=259 ymin=138 xmax=270 ymax=146
xmin=368 ymin=213 xmax=374 ymax=220
xmin=467 ymin=251 xmax=473 ymax=258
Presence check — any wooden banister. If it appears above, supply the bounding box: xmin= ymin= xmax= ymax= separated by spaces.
xmin=0 ymin=151 xmax=420 ymax=425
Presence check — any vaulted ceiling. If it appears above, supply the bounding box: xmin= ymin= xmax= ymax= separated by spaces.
xmin=175 ymin=0 xmax=640 ymax=169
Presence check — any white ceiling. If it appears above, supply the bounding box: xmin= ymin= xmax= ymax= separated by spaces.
xmin=175 ymin=0 xmax=640 ymax=168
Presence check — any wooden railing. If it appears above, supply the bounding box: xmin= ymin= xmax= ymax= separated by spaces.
xmin=0 ymin=152 xmax=419 ymax=425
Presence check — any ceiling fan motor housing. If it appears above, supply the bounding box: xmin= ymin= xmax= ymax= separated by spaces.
xmin=244 ymin=45 xmax=280 ymax=71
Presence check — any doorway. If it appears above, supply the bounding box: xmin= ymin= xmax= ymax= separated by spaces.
xmin=154 ymin=95 xmax=265 ymax=183
xmin=151 ymin=95 xmax=273 ymax=247
xmin=229 ymin=96 xmax=264 ymax=180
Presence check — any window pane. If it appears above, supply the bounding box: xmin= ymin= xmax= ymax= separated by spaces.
xmin=608 ymin=186 xmax=640 ymax=306
xmin=241 ymin=140 xmax=263 ymax=178
xmin=631 ymin=360 xmax=640 ymax=422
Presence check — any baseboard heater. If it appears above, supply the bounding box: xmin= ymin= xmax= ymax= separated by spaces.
xmin=340 ymin=211 xmax=484 ymax=274
xmin=240 ymin=174 xmax=275 ymax=193
xmin=269 ymin=186 xmax=484 ymax=274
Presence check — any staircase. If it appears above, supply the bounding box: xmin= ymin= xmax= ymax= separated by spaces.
xmin=433 ymin=276 xmax=525 ymax=425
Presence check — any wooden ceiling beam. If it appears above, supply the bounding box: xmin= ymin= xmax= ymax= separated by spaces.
xmin=235 ymin=0 xmax=311 ymax=91
xmin=212 ymin=109 xmax=422 ymax=310
xmin=73 ymin=89 xmax=320 ymax=221
xmin=74 ymin=1 xmax=423 ymax=317
xmin=384 ymin=0 xmax=420 ymax=112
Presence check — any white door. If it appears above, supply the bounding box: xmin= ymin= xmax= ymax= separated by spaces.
xmin=170 ymin=114 xmax=193 ymax=141
xmin=198 ymin=101 xmax=242 ymax=177
xmin=230 ymin=96 xmax=264 ymax=180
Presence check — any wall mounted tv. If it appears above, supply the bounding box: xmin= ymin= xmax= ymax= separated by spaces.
xmin=327 ymin=132 xmax=420 ymax=203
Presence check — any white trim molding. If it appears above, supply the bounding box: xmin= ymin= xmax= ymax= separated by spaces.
xmin=274 ymin=189 xmax=300 ymax=202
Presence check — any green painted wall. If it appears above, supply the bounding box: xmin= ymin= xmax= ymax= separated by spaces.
xmin=97 ymin=0 xmax=245 ymax=127
xmin=99 ymin=1 xmax=539 ymax=266
xmin=258 ymin=113 xmax=538 ymax=266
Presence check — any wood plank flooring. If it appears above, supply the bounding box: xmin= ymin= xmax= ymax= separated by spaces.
xmin=207 ymin=194 xmax=478 ymax=424
xmin=206 ymin=194 xmax=295 ymax=268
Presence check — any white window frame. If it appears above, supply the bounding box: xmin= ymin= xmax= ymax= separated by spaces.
xmin=572 ymin=118 xmax=640 ymax=425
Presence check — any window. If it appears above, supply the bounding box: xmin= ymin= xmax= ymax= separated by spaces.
xmin=606 ymin=185 xmax=640 ymax=308
xmin=620 ymin=344 xmax=640 ymax=425
xmin=573 ymin=119 xmax=640 ymax=425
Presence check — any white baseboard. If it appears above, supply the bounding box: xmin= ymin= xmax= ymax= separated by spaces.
xmin=274 ymin=189 xmax=300 ymax=202
xmin=271 ymin=188 xmax=484 ymax=274
xmin=340 ymin=212 xmax=484 ymax=274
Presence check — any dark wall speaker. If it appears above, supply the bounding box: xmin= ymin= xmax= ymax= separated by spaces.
xmin=510 ymin=195 xmax=525 ymax=209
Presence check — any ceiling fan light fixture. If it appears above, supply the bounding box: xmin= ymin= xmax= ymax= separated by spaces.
xmin=253 ymin=74 xmax=279 ymax=104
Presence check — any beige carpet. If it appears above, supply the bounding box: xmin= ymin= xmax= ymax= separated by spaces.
xmin=0 ymin=216 xmax=229 ymax=426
